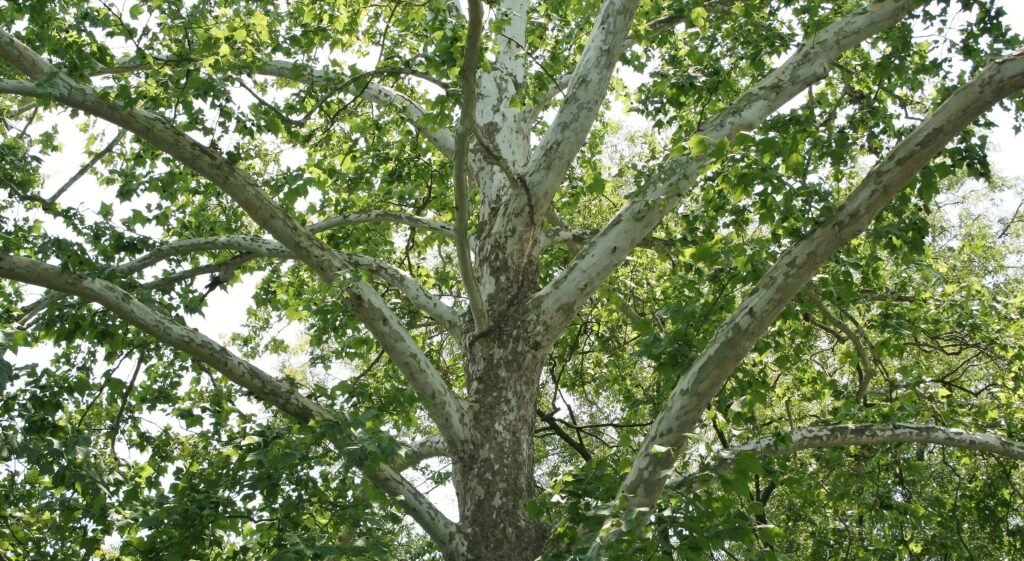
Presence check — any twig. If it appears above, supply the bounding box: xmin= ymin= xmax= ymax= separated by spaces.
xmin=109 ymin=355 xmax=145 ymax=450
xmin=46 ymin=129 xmax=127 ymax=203
xmin=806 ymin=288 xmax=878 ymax=402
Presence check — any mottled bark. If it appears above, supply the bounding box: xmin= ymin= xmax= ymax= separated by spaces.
xmin=453 ymin=314 xmax=549 ymax=561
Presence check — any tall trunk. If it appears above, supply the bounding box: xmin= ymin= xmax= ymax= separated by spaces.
xmin=454 ymin=7 xmax=546 ymax=553
xmin=454 ymin=315 xmax=548 ymax=560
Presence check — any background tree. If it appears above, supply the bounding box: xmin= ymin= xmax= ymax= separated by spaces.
xmin=1 ymin=0 xmax=1024 ymax=559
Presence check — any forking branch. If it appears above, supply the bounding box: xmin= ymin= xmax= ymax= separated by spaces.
xmin=530 ymin=0 xmax=921 ymax=347
xmin=0 ymin=251 xmax=462 ymax=555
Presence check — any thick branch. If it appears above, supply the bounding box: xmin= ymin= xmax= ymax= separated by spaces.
xmin=454 ymin=0 xmax=490 ymax=332
xmin=524 ymin=0 xmax=641 ymax=216
xmin=532 ymin=0 xmax=920 ymax=345
xmin=594 ymin=47 xmax=1024 ymax=549
xmin=371 ymin=463 xmax=465 ymax=555
xmin=0 ymin=252 xmax=462 ymax=555
xmin=540 ymin=226 xmax=676 ymax=253
xmin=399 ymin=435 xmax=450 ymax=469
xmin=671 ymin=423 xmax=1024 ymax=493
xmin=0 ymin=252 xmax=332 ymax=421
xmin=494 ymin=0 xmax=528 ymax=88
xmin=0 ymin=29 xmax=468 ymax=446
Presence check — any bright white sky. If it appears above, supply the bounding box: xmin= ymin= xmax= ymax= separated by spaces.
xmin=7 ymin=0 xmax=1024 ymax=524
xmin=976 ymin=2 xmax=1024 ymax=177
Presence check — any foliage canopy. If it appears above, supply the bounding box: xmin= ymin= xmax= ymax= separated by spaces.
xmin=1 ymin=0 xmax=1024 ymax=559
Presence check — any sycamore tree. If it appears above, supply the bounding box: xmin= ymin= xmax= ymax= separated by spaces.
xmin=2 ymin=0 xmax=1024 ymax=559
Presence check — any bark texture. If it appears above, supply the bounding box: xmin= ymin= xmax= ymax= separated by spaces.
xmin=455 ymin=317 xmax=550 ymax=560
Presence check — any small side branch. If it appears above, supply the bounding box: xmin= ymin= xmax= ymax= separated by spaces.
xmin=453 ymin=0 xmax=490 ymax=333
xmin=258 ymin=60 xmax=456 ymax=159
xmin=805 ymin=288 xmax=878 ymax=401
xmin=46 ymin=129 xmax=126 ymax=203
xmin=537 ymin=409 xmax=593 ymax=462
xmin=108 ymin=354 xmax=144 ymax=450
xmin=524 ymin=73 xmax=572 ymax=124
xmin=309 ymin=211 xmax=455 ymax=239
xmin=93 ymin=54 xmax=457 ymax=158
xmin=121 ymin=236 xmax=463 ymax=337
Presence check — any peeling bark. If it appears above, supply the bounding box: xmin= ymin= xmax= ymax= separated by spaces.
xmin=531 ymin=0 xmax=920 ymax=346
xmin=0 ymin=28 xmax=468 ymax=460
xmin=456 ymin=315 xmax=549 ymax=561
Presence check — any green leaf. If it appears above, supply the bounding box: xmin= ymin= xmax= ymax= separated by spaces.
xmin=687 ymin=134 xmax=711 ymax=156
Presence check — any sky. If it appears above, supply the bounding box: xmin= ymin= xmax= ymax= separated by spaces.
xmin=7 ymin=0 xmax=1024 ymax=524
xmin=979 ymin=2 xmax=1024 ymax=178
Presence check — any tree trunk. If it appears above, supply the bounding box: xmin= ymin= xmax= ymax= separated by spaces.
xmin=453 ymin=314 xmax=548 ymax=560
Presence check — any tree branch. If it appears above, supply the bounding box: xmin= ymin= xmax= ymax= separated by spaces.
xmin=524 ymin=0 xmax=641 ymax=217
xmin=524 ymin=72 xmax=572 ymax=124
xmin=398 ymin=435 xmax=450 ymax=469
xmin=0 ymin=29 xmax=468 ymax=446
xmin=115 ymin=236 xmax=461 ymax=333
xmin=0 ymin=252 xmax=335 ymax=422
xmin=531 ymin=0 xmax=920 ymax=347
xmin=805 ymin=288 xmax=878 ymax=401
xmin=141 ymin=254 xmax=255 ymax=291
xmin=0 ymin=251 xmax=463 ymax=556
xmin=46 ymin=129 xmax=126 ymax=203
xmin=590 ymin=46 xmax=1024 ymax=553
xmin=372 ymin=463 xmax=465 ymax=555
xmin=540 ymin=226 xmax=676 ymax=253
xmin=258 ymin=60 xmax=456 ymax=159
xmin=92 ymin=52 xmax=456 ymax=155
xmin=537 ymin=409 xmax=593 ymax=462
xmin=309 ymin=210 xmax=455 ymax=239
xmin=21 ymin=234 xmax=461 ymax=337
xmin=453 ymin=0 xmax=490 ymax=333
xmin=670 ymin=423 xmax=1024 ymax=493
